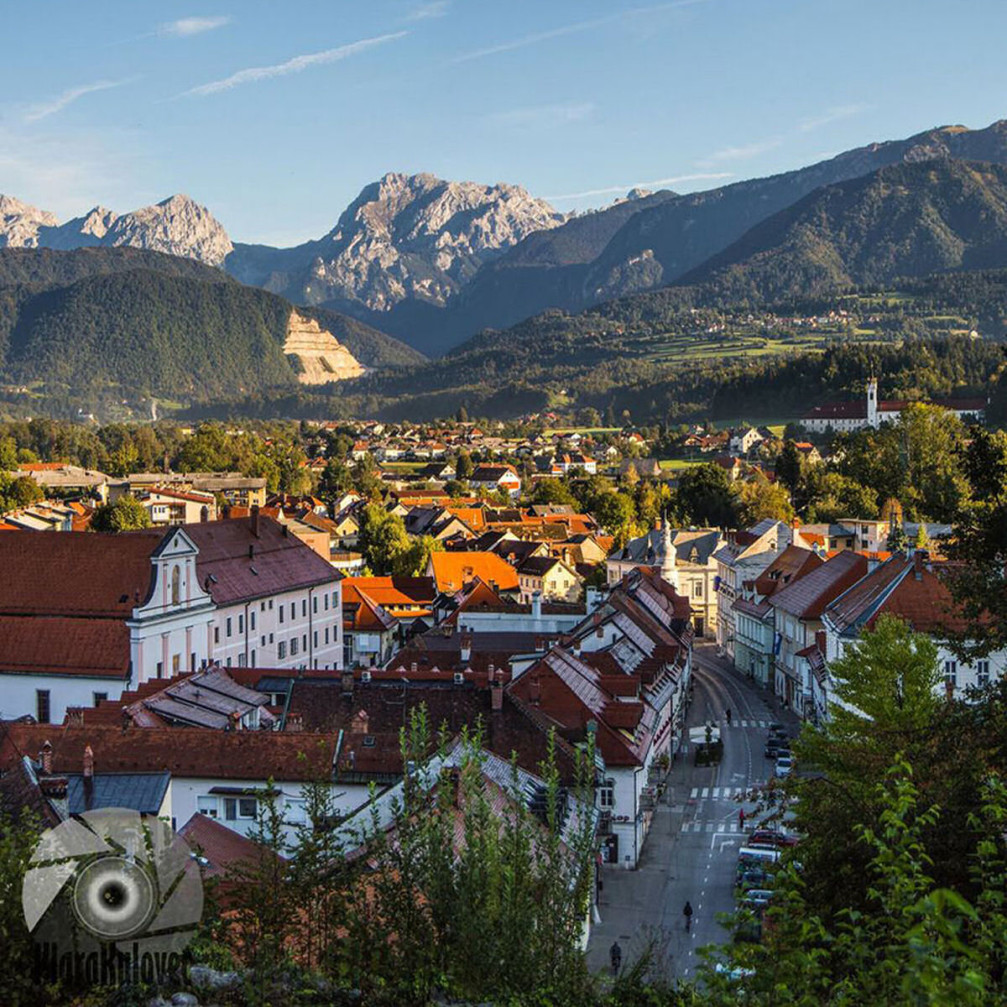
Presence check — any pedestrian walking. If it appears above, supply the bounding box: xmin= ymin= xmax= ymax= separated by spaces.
xmin=610 ymin=941 xmax=622 ymax=975
xmin=738 ymin=808 xmax=745 ymax=830
xmin=725 ymin=707 xmax=732 ymax=725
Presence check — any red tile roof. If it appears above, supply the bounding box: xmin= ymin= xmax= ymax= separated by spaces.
xmin=0 ymin=616 xmax=130 ymax=678
xmin=0 ymin=530 xmax=161 ymax=617
xmin=179 ymin=813 xmax=285 ymax=880
xmin=430 ymin=552 xmax=520 ymax=594
xmin=769 ymin=551 xmax=868 ymax=620
xmin=183 ymin=516 xmax=340 ymax=605
xmin=0 ymin=724 xmax=338 ymax=781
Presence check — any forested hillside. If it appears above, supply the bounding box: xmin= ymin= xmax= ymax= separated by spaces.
xmin=0 ymin=249 xmax=423 ymax=416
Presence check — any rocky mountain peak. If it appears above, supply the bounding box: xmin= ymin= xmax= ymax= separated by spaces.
xmin=0 ymin=195 xmax=59 ymax=248
xmin=277 ymin=171 xmax=567 ymax=311
xmin=104 ymin=194 xmax=233 ymax=266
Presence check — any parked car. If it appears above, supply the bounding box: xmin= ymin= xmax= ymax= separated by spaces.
xmin=747 ymin=828 xmax=799 ymax=848
xmin=737 ymin=868 xmax=773 ymax=890
xmin=767 ymin=723 xmax=788 ymax=739
xmin=740 ymin=889 xmax=775 ymax=909
xmin=764 ymin=740 xmax=781 ymax=758
xmin=775 ymin=756 xmax=794 ymax=778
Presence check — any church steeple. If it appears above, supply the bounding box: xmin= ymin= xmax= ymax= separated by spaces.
xmin=660 ymin=514 xmax=678 ymax=590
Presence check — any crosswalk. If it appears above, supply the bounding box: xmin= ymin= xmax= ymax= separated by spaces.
xmin=681 ymin=821 xmax=748 ymax=834
xmin=689 ymin=786 xmax=752 ymax=800
xmin=732 ymin=719 xmax=774 ymax=729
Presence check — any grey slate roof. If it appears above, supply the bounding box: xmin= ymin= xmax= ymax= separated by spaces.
xmin=67 ymin=771 xmax=170 ymax=815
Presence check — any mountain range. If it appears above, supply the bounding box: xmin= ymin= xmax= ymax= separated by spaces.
xmin=6 ymin=120 xmax=1007 ymax=357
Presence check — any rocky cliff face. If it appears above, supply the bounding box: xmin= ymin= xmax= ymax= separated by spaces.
xmin=226 ymin=172 xmax=566 ymax=310
xmin=0 ymin=195 xmax=58 ymax=248
xmin=283 ymin=309 xmax=365 ymax=384
xmin=0 ymin=194 xmax=233 ymax=265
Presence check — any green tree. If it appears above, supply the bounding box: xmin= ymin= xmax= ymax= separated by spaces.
xmin=675 ymin=463 xmax=738 ymax=528
xmin=318 ymin=458 xmax=353 ymax=500
xmin=455 ymin=449 xmax=475 ymax=481
xmin=392 ymin=534 xmax=442 ymax=577
xmin=775 ymin=439 xmax=804 ymax=494
xmin=90 ymin=495 xmax=153 ymax=532
xmin=733 ymin=474 xmax=794 ymax=525
xmin=357 ymin=503 xmax=411 ymax=575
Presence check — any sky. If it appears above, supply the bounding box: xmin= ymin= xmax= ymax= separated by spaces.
xmin=3 ymin=0 xmax=1007 ymax=246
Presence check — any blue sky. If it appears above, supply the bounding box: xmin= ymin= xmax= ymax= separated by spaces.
xmin=3 ymin=0 xmax=1006 ymax=246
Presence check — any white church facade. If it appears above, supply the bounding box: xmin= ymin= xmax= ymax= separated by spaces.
xmin=802 ymin=378 xmax=986 ymax=434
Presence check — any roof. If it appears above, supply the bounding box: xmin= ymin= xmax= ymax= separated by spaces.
xmin=751 ymin=545 xmax=823 ymax=598
xmin=824 ymin=553 xmax=965 ymax=637
xmin=430 ymin=551 xmax=520 ymax=594
xmin=0 ymin=616 xmax=130 ymax=679
xmin=471 ymin=465 xmax=519 ymax=482
xmin=66 ymin=771 xmax=170 ymax=815
xmin=0 ymin=530 xmax=161 ymax=617
xmin=769 ymin=551 xmax=868 ymax=620
xmin=517 ymin=555 xmax=577 ymax=578
xmin=182 ymin=516 xmax=340 ymax=606
xmin=179 ymin=813 xmax=285 ymax=880
xmin=343 ymin=576 xmax=436 ymax=610
xmin=343 ymin=582 xmax=397 ymax=633
xmin=610 ymin=528 xmax=722 ymax=567
xmin=0 ymin=724 xmax=338 ymax=782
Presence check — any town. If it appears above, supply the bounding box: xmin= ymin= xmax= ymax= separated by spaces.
xmin=1 ymin=372 xmax=1004 ymax=1001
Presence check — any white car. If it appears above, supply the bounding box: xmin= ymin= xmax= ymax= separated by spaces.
xmin=775 ymin=756 xmax=794 ymax=778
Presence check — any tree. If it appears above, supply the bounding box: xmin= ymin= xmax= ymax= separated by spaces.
xmin=90 ymin=495 xmax=153 ymax=532
xmin=775 ymin=439 xmax=804 ymax=494
xmin=532 ymin=479 xmax=577 ymax=506
xmin=393 ymin=534 xmax=442 ymax=578
xmin=318 ymin=458 xmax=353 ymax=500
xmin=0 ymin=474 xmax=43 ymax=512
xmin=804 ymin=470 xmax=878 ymax=523
xmin=675 ymin=463 xmax=738 ymax=528
xmin=733 ymin=474 xmax=794 ymax=525
xmin=455 ymin=449 xmax=474 ymax=481
xmin=357 ymin=503 xmax=410 ymax=575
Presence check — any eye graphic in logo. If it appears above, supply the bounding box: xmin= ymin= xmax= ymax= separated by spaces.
xmin=22 ymin=808 xmax=204 ymax=969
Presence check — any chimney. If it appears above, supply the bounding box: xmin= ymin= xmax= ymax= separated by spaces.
xmin=231 ymin=709 xmax=242 ymax=731
xmin=286 ymin=712 xmax=304 ymax=733
xmin=82 ymin=744 xmax=94 ymax=808
xmin=460 ymin=630 xmax=473 ymax=664
xmin=65 ymin=708 xmax=85 ymax=729
xmin=532 ymin=592 xmax=542 ymax=620
xmin=351 ymin=710 xmax=369 ymax=735
xmin=341 ymin=670 xmax=354 ymax=696
xmin=39 ymin=740 xmax=53 ymax=775
xmin=572 ymin=637 xmax=582 ymax=657
xmin=250 ymin=504 xmax=260 ymax=538
xmin=248 ymin=544 xmax=255 ymax=560
xmin=411 ymin=662 xmax=418 ymax=674
xmin=529 ymin=673 xmax=541 ymax=706
xmin=913 ymin=549 xmax=929 ymax=580
xmin=491 ymin=673 xmax=504 ymax=713
xmin=200 ymin=505 xmax=209 ymax=523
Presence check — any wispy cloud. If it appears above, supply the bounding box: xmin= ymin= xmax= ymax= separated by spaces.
xmin=183 ymin=32 xmax=409 ymax=96
xmin=545 ymin=172 xmax=733 ymax=202
xmin=493 ymin=102 xmax=595 ymax=128
xmin=159 ymin=16 xmax=232 ymax=38
xmin=24 ymin=79 xmax=129 ymax=122
xmin=451 ymin=0 xmax=707 ymax=63
xmin=407 ymin=1 xmax=449 ymax=20
xmin=703 ymin=138 xmax=782 ymax=162
xmin=799 ymin=103 xmax=867 ymax=132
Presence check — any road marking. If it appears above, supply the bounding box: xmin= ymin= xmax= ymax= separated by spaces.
xmin=700 ymin=787 xmax=708 ymax=798
xmin=690 ymin=787 xmax=699 ymax=798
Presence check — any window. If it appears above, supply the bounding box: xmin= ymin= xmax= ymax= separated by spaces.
xmin=977 ymin=659 xmax=991 ymax=687
xmin=279 ymin=606 xmax=284 ymax=625
xmin=325 ymin=627 xmax=329 ymax=645
xmin=599 ymin=782 xmax=614 ymax=809
xmin=260 ymin=635 xmax=266 ymax=647
xmin=190 ymin=652 xmax=197 ymax=672
xmin=269 ymin=633 xmax=274 ymax=644
xmin=261 ymin=601 xmax=266 ymax=612
xmin=238 ymin=653 xmax=247 ymax=667
xmin=251 ymin=650 xmax=256 ymax=667
xmin=278 ymin=641 xmax=287 ymax=659
xmin=172 ymin=654 xmax=181 ymax=674
xmin=324 ymin=594 xmax=329 ymax=611
xmin=238 ymin=614 xmax=244 ymax=634
xmin=302 ymin=599 xmax=307 ymax=618
xmin=313 ymin=631 xmax=318 ymax=648
xmin=214 ymin=626 xmax=220 ymax=645
xmin=239 ymin=797 xmax=257 ymax=819
xmin=944 ymin=660 xmax=957 ymax=689
xmin=693 ymin=582 xmax=703 ymax=598
xmin=290 ymin=638 xmax=299 ymax=657
xmin=224 ymin=798 xmax=237 ymax=821
xmin=250 ymin=611 xmax=256 ymax=632
xmin=197 ymin=795 xmax=217 ymax=819
xmin=269 ymin=600 xmax=273 ymax=610
xmin=291 ymin=602 xmax=296 ymax=621
xmin=313 ymin=596 xmax=318 ymax=614
xmin=93 ymin=692 xmax=107 ymax=706
xmin=332 ymin=590 xmax=338 ymax=607
xmin=226 ymin=657 xmax=232 ymax=667
xmin=36 ymin=690 xmax=51 ymax=724
xmin=156 ymin=661 xmax=163 ymax=679
xmin=302 ymin=635 xmax=307 ymax=652
xmin=226 ymin=617 xmax=232 ymax=638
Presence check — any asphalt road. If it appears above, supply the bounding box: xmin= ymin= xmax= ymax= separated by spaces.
xmin=587 ymin=642 xmax=800 ymax=980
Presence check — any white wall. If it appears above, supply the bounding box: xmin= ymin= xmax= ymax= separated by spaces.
xmin=0 ymin=672 xmax=128 ymax=724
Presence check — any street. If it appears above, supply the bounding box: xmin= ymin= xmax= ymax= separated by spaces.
xmin=586 ymin=642 xmax=801 ymax=979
